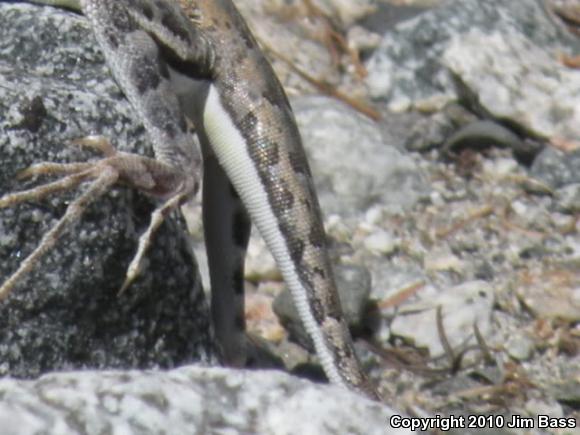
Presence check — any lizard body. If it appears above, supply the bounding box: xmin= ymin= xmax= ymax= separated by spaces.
xmin=7 ymin=0 xmax=378 ymax=400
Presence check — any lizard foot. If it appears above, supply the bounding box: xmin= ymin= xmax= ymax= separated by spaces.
xmin=0 ymin=136 xmax=192 ymax=300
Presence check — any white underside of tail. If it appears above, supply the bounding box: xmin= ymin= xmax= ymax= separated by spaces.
xmin=202 ymin=85 xmax=344 ymax=387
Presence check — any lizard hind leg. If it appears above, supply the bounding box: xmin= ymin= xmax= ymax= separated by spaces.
xmin=0 ymin=136 xmax=189 ymax=300
xmin=117 ymin=189 xmax=188 ymax=295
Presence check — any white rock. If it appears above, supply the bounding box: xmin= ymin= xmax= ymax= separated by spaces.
xmin=390 ymin=281 xmax=495 ymax=357
xmin=293 ymin=96 xmax=428 ymax=216
xmin=505 ymin=333 xmax=534 ymax=362
xmin=364 ymin=229 xmax=397 ymax=255
xmin=0 ymin=366 xmax=414 ymax=435
xmin=443 ymin=29 xmax=580 ymax=141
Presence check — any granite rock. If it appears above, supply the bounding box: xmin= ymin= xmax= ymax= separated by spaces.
xmin=0 ymin=3 xmax=213 ymax=377
xmin=0 ymin=365 xmax=414 ymax=435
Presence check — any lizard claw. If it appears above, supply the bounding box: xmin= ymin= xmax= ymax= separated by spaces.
xmin=15 ymin=136 xmax=114 ymax=181
xmin=117 ymin=190 xmax=186 ymax=295
xmin=0 ymin=137 xmax=191 ymax=300
xmin=17 ymin=162 xmax=93 ymax=181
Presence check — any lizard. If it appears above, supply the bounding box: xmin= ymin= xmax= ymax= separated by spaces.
xmin=0 ymin=0 xmax=380 ymax=400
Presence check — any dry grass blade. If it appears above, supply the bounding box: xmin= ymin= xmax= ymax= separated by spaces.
xmin=262 ymin=43 xmax=381 ymax=121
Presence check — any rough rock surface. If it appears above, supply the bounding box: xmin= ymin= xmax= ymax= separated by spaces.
xmin=0 ymin=366 xmax=411 ymax=435
xmin=442 ymin=29 xmax=580 ymax=141
xmin=389 ymin=281 xmax=495 ymax=358
xmin=2 ymin=1 xmax=580 ymax=434
xmin=366 ymin=0 xmax=579 ymax=113
xmin=293 ymin=95 xmax=428 ymax=215
xmin=0 ymin=3 xmax=213 ymax=377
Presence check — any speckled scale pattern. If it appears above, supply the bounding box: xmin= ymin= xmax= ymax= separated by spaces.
xmin=186 ymin=0 xmax=376 ymax=398
xmin=81 ymin=0 xmax=378 ymax=399
xmin=194 ymin=0 xmax=338 ymax=321
xmin=81 ymin=0 xmax=206 ymax=180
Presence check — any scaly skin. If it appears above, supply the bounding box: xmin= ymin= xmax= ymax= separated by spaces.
xmin=12 ymin=0 xmax=379 ymax=400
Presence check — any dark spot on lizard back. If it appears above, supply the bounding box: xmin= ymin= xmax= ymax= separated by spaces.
xmin=313 ymin=267 xmax=326 ymax=280
xmin=144 ymin=97 xmax=181 ymax=140
xmin=324 ymin=289 xmax=343 ymax=319
xmin=152 ymin=0 xmax=171 ymax=15
xmin=109 ymin=2 xmax=138 ymax=33
xmin=143 ymin=4 xmax=154 ymax=21
xmin=240 ymin=111 xmax=258 ymax=131
xmin=274 ymin=183 xmax=295 ymax=211
xmin=241 ymin=32 xmax=255 ymax=50
xmin=156 ymin=2 xmax=192 ymax=43
xmin=241 ymin=112 xmax=281 ymax=168
xmin=300 ymin=198 xmax=312 ymax=212
xmin=308 ymin=225 xmax=326 ymax=249
xmin=262 ymin=90 xmax=286 ymax=111
xmin=308 ymin=294 xmax=326 ymax=324
xmin=103 ymin=27 xmax=121 ymax=49
xmin=254 ymin=139 xmax=281 ymax=167
xmin=288 ymin=237 xmax=305 ymax=264
xmin=221 ymin=79 xmax=236 ymax=95
xmin=163 ymin=122 xmax=178 ymax=140
xmin=131 ymin=0 xmax=154 ymax=20
xmin=260 ymin=66 xmax=292 ymax=110
xmin=289 ymin=150 xmax=309 ymax=175
xmin=131 ymin=54 xmax=162 ymax=94
xmin=205 ymin=24 xmax=217 ymax=34
xmin=335 ymin=333 xmax=354 ymax=359
xmin=234 ymin=50 xmax=248 ymax=67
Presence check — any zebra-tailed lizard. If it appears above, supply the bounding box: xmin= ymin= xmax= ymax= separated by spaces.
xmin=0 ymin=0 xmax=379 ymax=400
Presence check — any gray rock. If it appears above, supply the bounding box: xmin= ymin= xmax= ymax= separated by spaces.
xmin=368 ymin=264 xmax=427 ymax=304
xmin=363 ymin=228 xmax=397 ymax=255
xmin=366 ymin=0 xmax=579 ymax=113
xmin=0 ymin=3 xmax=213 ymax=376
xmin=293 ymin=95 xmax=428 ymax=215
xmin=530 ymin=147 xmax=580 ymax=189
xmin=0 ymin=365 xmax=413 ymax=435
xmin=516 ymin=267 xmax=580 ymax=322
xmin=524 ymin=398 xmax=564 ymax=420
xmin=551 ymin=380 xmax=580 ymax=408
xmin=360 ymin=1 xmax=433 ymax=34
xmin=505 ymin=333 xmax=535 ymax=362
xmin=335 ymin=264 xmax=373 ymax=325
xmin=556 ymin=183 xmax=580 ymax=213
xmin=442 ymin=29 xmax=580 ymax=141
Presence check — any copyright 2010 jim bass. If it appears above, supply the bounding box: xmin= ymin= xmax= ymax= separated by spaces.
xmin=389 ymin=414 xmax=577 ymax=431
